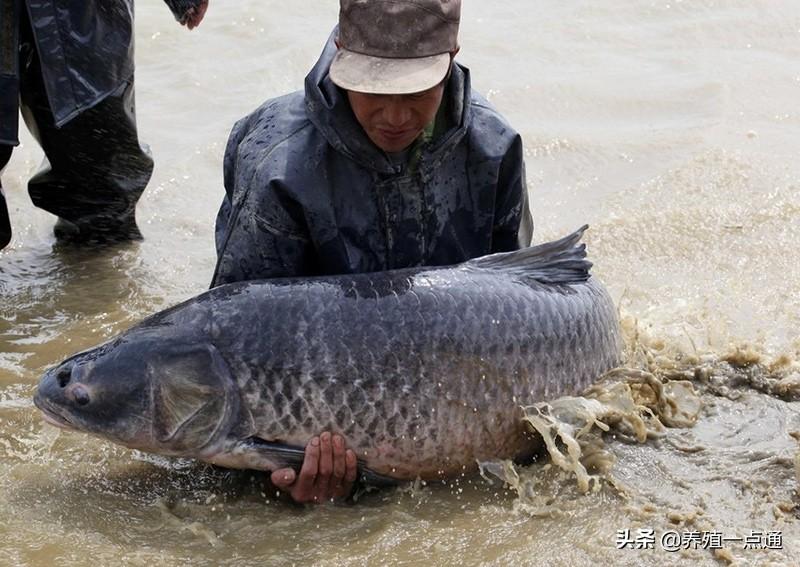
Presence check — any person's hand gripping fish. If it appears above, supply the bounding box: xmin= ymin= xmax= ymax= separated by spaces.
xmin=270 ymin=432 xmax=358 ymax=503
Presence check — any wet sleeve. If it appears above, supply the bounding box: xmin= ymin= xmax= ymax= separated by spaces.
xmin=162 ymin=0 xmax=205 ymax=23
xmin=492 ymin=134 xmax=534 ymax=252
xmin=212 ymin=118 xmax=247 ymax=259
xmin=210 ymin=120 xmax=313 ymax=288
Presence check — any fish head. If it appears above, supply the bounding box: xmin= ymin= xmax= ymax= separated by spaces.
xmin=34 ymin=330 xmax=239 ymax=458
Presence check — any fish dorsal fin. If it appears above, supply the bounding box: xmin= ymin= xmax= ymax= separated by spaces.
xmin=465 ymin=225 xmax=592 ymax=285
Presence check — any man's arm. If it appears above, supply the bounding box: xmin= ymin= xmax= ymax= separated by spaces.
xmin=492 ymin=134 xmax=534 ymax=251
xmin=211 ymin=182 xmax=314 ymax=287
xmin=211 ymin=116 xmax=316 ymax=288
xmin=163 ymin=0 xmax=209 ymax=29
xmin=210 ymin=183 xmax=314 ymax=287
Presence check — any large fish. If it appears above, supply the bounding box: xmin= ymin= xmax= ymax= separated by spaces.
xmin=34 ymin=227 xmax=621 ymax=483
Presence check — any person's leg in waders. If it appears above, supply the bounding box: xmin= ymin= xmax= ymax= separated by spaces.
xmin=0 ymin=0 xmax=20 ymax=250
xmin=17 ymin=8 xmax=153 ymax=245
xmin=0 ymin=145 xmax=12 ymax=249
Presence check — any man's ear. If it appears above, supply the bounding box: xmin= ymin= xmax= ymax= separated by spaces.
xmin=444 ymin=48 xmax=461 ymax=83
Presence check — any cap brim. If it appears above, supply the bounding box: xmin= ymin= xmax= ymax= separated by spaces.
xmin=329 ymin=49 xmax=451 ymax=95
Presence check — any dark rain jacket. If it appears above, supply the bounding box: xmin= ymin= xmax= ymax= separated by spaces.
xmin=212 ymin=32 xmax=534 ymax=287
xmin=0 ymin=0 xmax=201 ymax=144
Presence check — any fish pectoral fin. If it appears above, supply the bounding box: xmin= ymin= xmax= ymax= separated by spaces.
xmin=357 ymin=467 xmax=399 ymax=488
xmin=236 ymin=438 xmax=306 ymax=471
xmin=245 ymin=437 xmax=399 ymax=487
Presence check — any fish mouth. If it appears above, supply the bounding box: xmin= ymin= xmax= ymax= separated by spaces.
xmin=33 ymin=393 xmax=76 ymax=431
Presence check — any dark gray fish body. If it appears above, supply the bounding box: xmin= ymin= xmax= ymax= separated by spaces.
xmin=34 ymin=228 xmax=621 ymax=481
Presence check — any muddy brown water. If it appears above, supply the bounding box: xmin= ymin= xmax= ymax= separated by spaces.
xmin=1 ymin=1 xmax=799 ymax=565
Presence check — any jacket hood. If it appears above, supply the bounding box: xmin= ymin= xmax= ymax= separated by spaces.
xmin=304 ymin=28 xmax=472 ymax=176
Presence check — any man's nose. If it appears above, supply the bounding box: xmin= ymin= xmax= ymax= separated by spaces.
xmin=384 ymin=98 xmax=412 ymax=127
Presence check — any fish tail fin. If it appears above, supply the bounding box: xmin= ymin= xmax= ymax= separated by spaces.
xmin=465 ymin=225 xmax=591 ymax=285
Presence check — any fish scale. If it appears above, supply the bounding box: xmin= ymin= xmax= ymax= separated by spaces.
xmin=34 ymin=228 xmax=622 ymax=482
xmin=225 ymin=262 xmax=620 ymax=477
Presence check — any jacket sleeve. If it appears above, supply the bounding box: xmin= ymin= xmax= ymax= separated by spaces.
xmin=162 ymin=0 xmax=205 ymax=22
xmin=210 ymin=118 xmax=313 ymax=288
xmin=492 ymin=134 xmax=534 ymax=252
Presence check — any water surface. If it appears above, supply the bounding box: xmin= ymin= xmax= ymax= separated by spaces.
xmin=1 ymin=1 xmax=798 ymax=565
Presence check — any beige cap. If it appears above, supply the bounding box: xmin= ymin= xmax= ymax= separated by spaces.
xmin=330 ymin=0 xmax=461 ymax=95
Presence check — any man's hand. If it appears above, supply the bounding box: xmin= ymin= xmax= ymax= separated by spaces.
xmin=270 ymin=432 xmax=358 ymax=504
xmin=182 ymin=0 xmax=208 ymax=30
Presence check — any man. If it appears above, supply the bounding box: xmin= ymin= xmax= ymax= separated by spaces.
xmin=0 ymin=0 xmax=209 ymax=249
xmin=213 ymin=0 xmax=533 ymax=503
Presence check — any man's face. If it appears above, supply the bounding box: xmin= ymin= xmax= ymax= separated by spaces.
xmin=347 ymin=83 xmax=445 ymax=153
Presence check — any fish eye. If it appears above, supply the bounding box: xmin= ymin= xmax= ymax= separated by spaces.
xmin=73 ymin=385 xmax=91 ymax=406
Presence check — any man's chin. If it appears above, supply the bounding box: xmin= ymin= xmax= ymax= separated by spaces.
xmin=371 ymin=132 xmax=419 ymax=154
